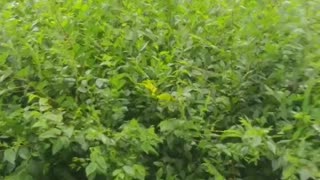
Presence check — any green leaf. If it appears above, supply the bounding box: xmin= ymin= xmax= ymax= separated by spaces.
xmin=283 ymin=165 xmax=296 ymax=179
xmin=77 ymin=86 xmax=88 ymax=93
xmin=157 ymin=93 xmax=174 ymax=101
xmin=156 ymin=168 xmax=163 ymax=179
xmin=63 ymin=126 xmax=74 ymax=138
xmin=267 ymin=141 xmax=277 ymax=154
xmin=86 ymin=162 xmax=97 ymax=177
xmin=0 ymin=69 xmax=13 ymax=82
xmin=272 ymin=158 xmax=283 ymax=171
xmin=39 ymin=98 xmax=51 ymax=112
xmin=4 ymin=148 xmax=16 ymax=164
xmin=299 ymin=168 xmax=313 ymax=180
xmin=32 ymin=119 xmax=48 ymax=129
xmin=123 ymin=165 xmax=135 ymax=176
xmin=96 ymin=157 xmax=107 ymax=171
xmin=5 ymin=171 xmax=33 ymax=180
xmin=52 ymin=138 xmax=64 ymax=155
xmin=95 ymin=78 xmax=105 ymax=88
xmin=18 ymin=147 xmax=30 ymax=160
xmin=221 ymin=129 xmax=243 ymax=140
xmin=302 ymin=80 xmax=316 ymax=113
xmin=159 ymin=119 xmax=179 ymax=132
xmin=0 ymin=52 xmax=8 ymax=65
xmin=27 ymin=93 xmax=39 ymax=103
xmin=110 ymin=74 xmax=127 ymax=90
xmin=112 ymin=169 xmax=123 ymax=177
xmin=134 ymin=164 xmax=146 ymax=178
xmin=202 ymin=161 xmax=224 ymax=180
xmin=39 ymin=128 xmax=61 ymax=139
xmin=15 ymin=67 xmax=29 ymax=79
xmin=44 ymin=111 xmax=63 ymax=121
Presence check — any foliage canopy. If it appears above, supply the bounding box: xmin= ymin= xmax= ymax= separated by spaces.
xmin=0 ymin=0 xmax=320 ymax=179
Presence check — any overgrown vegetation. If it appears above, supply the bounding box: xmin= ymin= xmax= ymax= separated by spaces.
xmin=1 ymin=0 xmax=320 ymax=179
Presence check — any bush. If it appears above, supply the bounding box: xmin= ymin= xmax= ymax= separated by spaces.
xmin=0 ymin=0 xmax=319 ymax=179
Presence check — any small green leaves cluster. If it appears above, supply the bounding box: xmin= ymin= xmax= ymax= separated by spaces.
xmin=1 ymin=0 xmax=320 ymax=179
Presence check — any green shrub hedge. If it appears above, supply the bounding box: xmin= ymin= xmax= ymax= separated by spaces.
xmin=1 ymin=0 xmax=320 ymax=179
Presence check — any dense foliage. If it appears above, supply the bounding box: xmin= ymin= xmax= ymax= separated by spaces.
xmin=1 ymin=0 xmax=320 ymax=179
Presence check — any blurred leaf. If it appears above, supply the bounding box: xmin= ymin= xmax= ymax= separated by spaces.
xmin=123 ymin=165 xmax=135 ymax=176
xmin=86 ymin=162 xmax=97 ymax=177
xmin=157 ymin=93 xmax=174 ymax=101
xmin=18 ymin=147 xmax=30 ymax=160
xmin=39 ymin=128 xmax=61 ymax=139
xmin=202 ymin=160 xmax=224 ymax=180
xmin=4 ymin=148 xmax=16 ymax=164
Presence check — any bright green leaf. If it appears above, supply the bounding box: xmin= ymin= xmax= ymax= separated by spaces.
xmin=4 ymin=148 xmax=16 ymax=164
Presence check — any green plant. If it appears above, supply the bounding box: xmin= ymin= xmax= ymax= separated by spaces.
xmin=1 ymin=0 xmax=320 ymax=179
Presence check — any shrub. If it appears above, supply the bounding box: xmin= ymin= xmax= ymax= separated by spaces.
xmin=0 ymin=0 xmax=319 ymax=179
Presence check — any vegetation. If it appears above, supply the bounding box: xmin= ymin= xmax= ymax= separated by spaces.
xmin=1 ymin=0 xmax=320 ymax=179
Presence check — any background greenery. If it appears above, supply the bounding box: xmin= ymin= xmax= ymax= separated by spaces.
xmin=0 ymin=0 xmax=320 ymax=179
